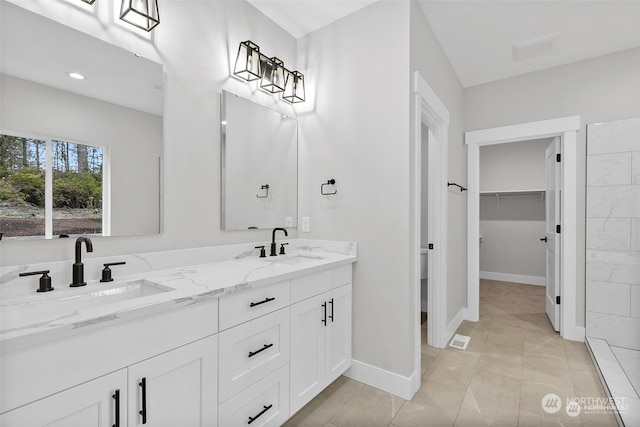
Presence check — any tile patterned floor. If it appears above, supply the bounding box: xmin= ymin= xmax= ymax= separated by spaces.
xmin=284 ymin=279 xmax=619 ymax=427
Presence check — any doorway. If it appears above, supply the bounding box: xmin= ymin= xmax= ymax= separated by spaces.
xmin=465 ymin=116 xmax=583 ymax=341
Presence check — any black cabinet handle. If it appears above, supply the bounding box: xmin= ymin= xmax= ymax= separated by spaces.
xmin=112 ymin=389 xmax=120 ymax=427
xmin=249 ymin=297 xmax=275 ymax=308
xmin=248 ymin=343 xmax=273 ymax=358
xmin=329 ymin=298 xmax=334 ymax=322
xmin=322 ymin=302 xmax=327 ymax=326
xmin=248 ymin=404 xmax=273 ymax=425
xmin=139 ymin=378 xmax=147 ymax=424
xmin=540 ymin=237 xmax=548 ymax=242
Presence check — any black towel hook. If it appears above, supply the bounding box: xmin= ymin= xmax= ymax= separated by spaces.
xmin=447 ymin=182 xmax=467 ymax=192
xmin=321 ymin=179 xmax=337 ymax=195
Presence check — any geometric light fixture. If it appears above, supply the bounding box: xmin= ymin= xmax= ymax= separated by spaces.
xmin=282 ymin=70 xmax=305 ymax=103
xmin=233 ymin=41 xmax=262 ymax=81
xmin=233 ymin=40 xmax=305 ymax=103
xmin=260 ymin=57 xmax=286 ymax=93
xmin=119 ymin=0 xmax=160 ymax=32
xmin=80 ymin=0 xmax=96 ymax=4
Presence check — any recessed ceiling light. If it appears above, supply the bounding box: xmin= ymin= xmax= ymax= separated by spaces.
xmin=68 ymin=72 xmax=86 ymax=80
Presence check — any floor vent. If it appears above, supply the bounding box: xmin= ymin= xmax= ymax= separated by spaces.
xmin=448 ymin=334 xmax=471 ymax=350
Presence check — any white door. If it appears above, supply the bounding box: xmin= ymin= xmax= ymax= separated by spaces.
xmin=289 ymin=293 xmax=326 ymax=415
xmin=544 ymin=138 xmax=561 ymax=331
xmin=128 ymin=335 xmax=218 ymax=427
xmin=325 ymin=284 xmax=352 ymax=385
xmin=0 ymin=370 xmax=126 ymax=427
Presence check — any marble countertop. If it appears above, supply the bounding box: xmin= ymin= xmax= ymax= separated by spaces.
xmin=0 ymin=241 xmax=356 ymax=353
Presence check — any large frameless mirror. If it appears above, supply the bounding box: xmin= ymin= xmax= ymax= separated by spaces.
xmin=0 ymin=1 xmax=163 ymax=241
xmin=221 ymin=91 xmax=297 ymax=230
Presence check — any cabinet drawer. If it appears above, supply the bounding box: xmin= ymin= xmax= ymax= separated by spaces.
xmin=331 ymin=264 xmax=352 ymax=288
xmin=219 ymin=364 xmax=289 ymax=427
xmin=219 ymin=280 xmax=290 ymax=330
xmin=219 ymin=308 xmax=290 ymax=402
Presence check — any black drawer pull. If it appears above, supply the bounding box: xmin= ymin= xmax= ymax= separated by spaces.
xmin=112 ymin=389 xmax=120 ymax=427
xmin=329 ymin=298 xmax=334 ymax=322
xmin=248 ymin=343 xmax=273 ymax=358
xmin=139 ymin=378 xmax=147 ymax=424
xmin=322 ymin=302 xmax=327 ymax=326
xmin=248 ymin=404 xmax=273 ymax=424
xmin=250 ymin=297 xmax=275 ymax=308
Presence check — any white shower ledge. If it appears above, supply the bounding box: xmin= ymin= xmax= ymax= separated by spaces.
xmin=0 ymin=240 xmax=356 ymax=352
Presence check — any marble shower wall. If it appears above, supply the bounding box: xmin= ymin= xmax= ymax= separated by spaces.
xmin=586 ymin=117 xmax=640 ymax=350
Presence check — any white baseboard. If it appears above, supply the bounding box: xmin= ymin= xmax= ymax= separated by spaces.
xmin=480 ymin=271 xmax=546 ymax=286
xmin=446 ymin=307 xmax=467 ymax=344
xmin=344 ymin=359 xmax=419 ymax=401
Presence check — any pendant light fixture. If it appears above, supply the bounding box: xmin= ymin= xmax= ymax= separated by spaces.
xmin=282 ymin=71 xmax=305 ymax=104
xmin=260 ymin=57 xmax=286 ymax=93
xmin=80 ymin=0 xmax=96 ymax=4
xmin=233 ymin=40 xmax=306 ymax=103
xmin=120 ymin=0 xmax=160 ymax=32
xmin=233 ymin=41 xmax=262 ymax=81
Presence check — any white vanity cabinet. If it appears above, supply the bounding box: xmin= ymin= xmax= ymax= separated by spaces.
xmin=0 ymin=370 xmax=127 ymax=427
xmin=128 ymin=334 xmax=218 ymax=427
xmin=290 ymin=267 xmax=352 ymax=415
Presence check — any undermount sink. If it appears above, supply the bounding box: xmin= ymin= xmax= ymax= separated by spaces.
xmin=268 ymin=253 xmax=328 ymax=265
xmin=1 ymin=279 xmax=172 ymax=331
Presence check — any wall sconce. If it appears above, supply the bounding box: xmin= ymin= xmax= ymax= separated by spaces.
xmin=261 ymin=57 xmax=286 ymax=93
xmin=233 ymin=40 xmax=305 ymax=103
xmin=80 ymin=0 xmax=96 ymax=4
xmin=234 ymin=41 xmax=262 ymax=81
xmin=120 ymin=0 xmax=160 ymax=32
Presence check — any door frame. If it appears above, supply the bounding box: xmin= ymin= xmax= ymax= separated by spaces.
xmin=465 ymin=116 xmax=583 ymax=341
xmin=411 ymin=71 xmax=449 ymax=395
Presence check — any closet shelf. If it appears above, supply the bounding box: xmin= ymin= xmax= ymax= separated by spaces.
xmin=480 ymin=189 xmax=545 ymax=204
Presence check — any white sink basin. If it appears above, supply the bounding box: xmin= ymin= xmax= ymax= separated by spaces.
xmin=268 ymin=253 xmax=328 ymax=265
xmin=1 ymin=279 xmax=172 ymax=330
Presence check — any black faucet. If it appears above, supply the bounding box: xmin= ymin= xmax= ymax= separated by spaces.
xmin=270 ymin=228 xmax=288 ymax=256
xmin=70 ymin=236 xmax=93 ymax=287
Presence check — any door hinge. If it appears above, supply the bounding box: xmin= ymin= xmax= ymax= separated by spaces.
xmin=556 ymin=153 xmax=561 ymax=162
xmin=556 ymin=224 xmax=561 ymax=234
xmin=428 ymin=243 xmax=434 ymax=250
xmin=556 ymin=296 xmax=561 ymax=305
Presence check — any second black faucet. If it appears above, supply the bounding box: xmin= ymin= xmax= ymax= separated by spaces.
xmin=71 ymin=236 xmax=93 ymax=287
xmin=270 ymin=228 xmax=288 ymax=256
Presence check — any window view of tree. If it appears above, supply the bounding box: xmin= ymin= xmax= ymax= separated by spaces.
xmin=0 ymin=134 xmax=104 ymax=240
xmin=52 ymin=140 xmax=103 ymax=236
xmin=0 ymin=135 xmax=46 ymax=239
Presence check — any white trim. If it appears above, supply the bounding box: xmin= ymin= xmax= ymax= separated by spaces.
xmin=446 ymin=307 xmax=467 ymax=342
xmin=344 ymin=359 xmax=418 ymax=401
xmin=465 ymin=116 xmax=581 ymax=341
xmin=479 ymin=271 xmax=546 ymax=286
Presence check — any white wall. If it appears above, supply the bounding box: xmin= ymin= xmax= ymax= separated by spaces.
xmin=297 ymin=1 xmax=413 ymax=378
xmin=479 ymin=138 xmax=551 ymax=191
xmin=465 ymin=47 xmax=640 ymax=326
xmin=1 ymin=74 xmax=162 ymax=236
xmin=0 ymin=0 xmax=298 ymax=266
xmin=410 ymin=0 xmax=467 ymax=327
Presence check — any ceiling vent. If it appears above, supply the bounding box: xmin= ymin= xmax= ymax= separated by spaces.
xmin=512 ymin=32 xmax=561 ymax=62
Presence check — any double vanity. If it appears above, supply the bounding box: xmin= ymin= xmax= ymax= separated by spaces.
xmin=0 ymin=239 xmax=356 ymax=426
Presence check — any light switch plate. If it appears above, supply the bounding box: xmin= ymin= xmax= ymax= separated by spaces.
xmin=301 ymin=217 xmax=310 ymax=233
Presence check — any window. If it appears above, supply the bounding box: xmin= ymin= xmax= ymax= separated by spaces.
xmin=0 ymin=133 xmax=105 ymax=240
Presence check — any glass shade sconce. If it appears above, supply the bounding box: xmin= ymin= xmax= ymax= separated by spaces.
xmin=233 ymin=40 xmax=305 ymax=103
xmin=234 ymin=41 xmax=262 ymax=81
xmin=261 ymin=57 xmax=286 ymax=93
xmin=120 ymin=0 xmax=160 ymax=32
